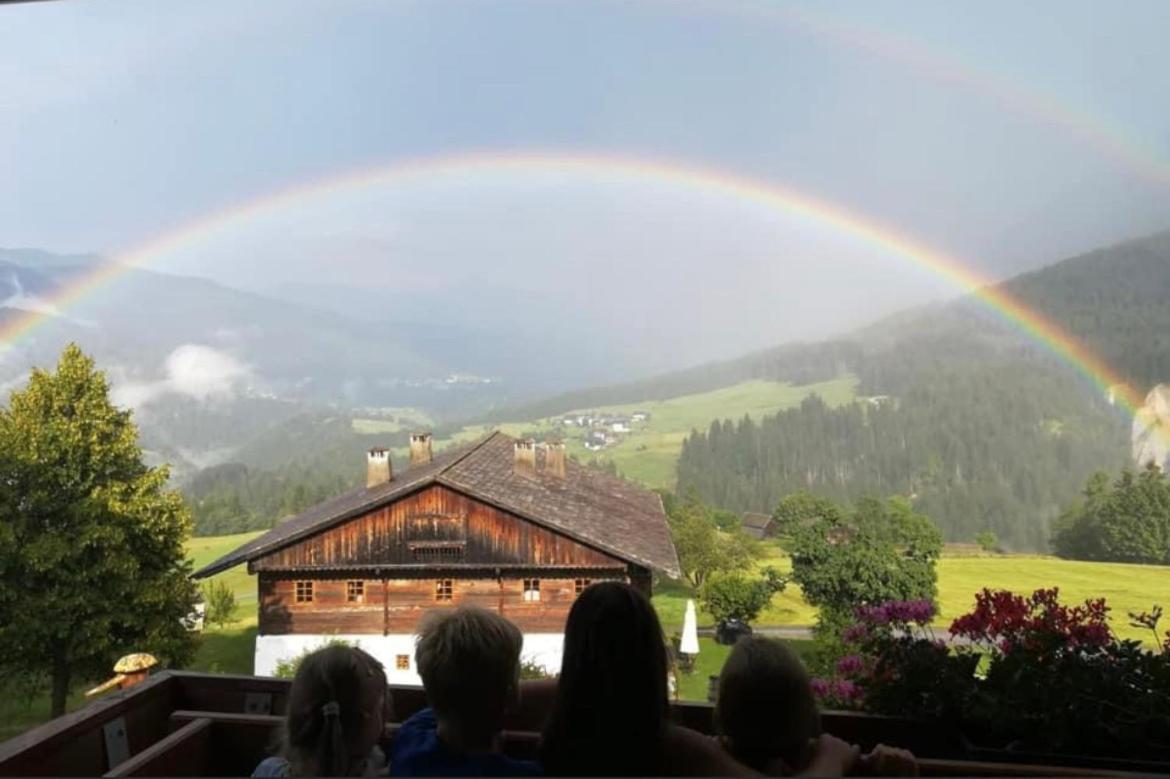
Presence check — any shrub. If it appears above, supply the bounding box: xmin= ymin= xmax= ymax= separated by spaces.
xmin=818 ymin=589 xmax=1170 ymax=762
xmin=272 ymin=638 xmax=353 ymax=679
xmin=519 ymin=657 xmax=554 ymax=680
xmin=203 ymin=580 xmax=237 ymax=628
xmin=699 ymin=567 xmax=786 ymax=625
xmin=975 ymin=530 xmax=999 ymax=553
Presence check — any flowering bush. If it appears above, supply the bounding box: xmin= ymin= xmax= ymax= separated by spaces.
xmin=813 ymin=589 xmax=1170 ymax=761
xmin=950 ymin=587 xmax=1113 ymax=653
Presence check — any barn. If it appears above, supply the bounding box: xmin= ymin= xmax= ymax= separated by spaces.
xmin=740 ymin=512 xmax=775 ymax=540
xmin=193 ymin=432 xmax=680 ymax=683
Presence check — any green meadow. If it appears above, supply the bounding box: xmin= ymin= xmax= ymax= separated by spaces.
xmin=446 ymin=377 xmax=858 ymax=489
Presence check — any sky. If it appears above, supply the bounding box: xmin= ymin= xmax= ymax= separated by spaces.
xmin=3 ymin=0 xmax=1170 ymax=374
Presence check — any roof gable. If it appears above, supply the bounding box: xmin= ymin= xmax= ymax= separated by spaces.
xmin=194 ymin=432 xmax=680 ymax=578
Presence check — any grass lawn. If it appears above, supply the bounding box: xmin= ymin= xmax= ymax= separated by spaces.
xmin=660 ymin=546 xmax=1170 ymax=645
xmin=935 ymin=555 xmax=1169 ymax=644
xmin=188 ymin=531 xmax=263 ymax=607
xmin=675 ymin=637 xmax=817 ymax=701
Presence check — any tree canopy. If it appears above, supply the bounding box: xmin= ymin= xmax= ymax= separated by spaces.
xmin=788 ymin=495 xmax=942 ymax=631
xmin=0 ymin=344 xmax=198 ymax=715
xmin=662 ymin=490 xmax=762 ymax=589
xmin=1051 ymin=464 xmax=1170 ymax=564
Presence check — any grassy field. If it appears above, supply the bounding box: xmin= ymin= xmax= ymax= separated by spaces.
xmin=448 ymin=377 xmax=858 ymax=489
xmin=935 ymin=555 xmax=1168 ymax=642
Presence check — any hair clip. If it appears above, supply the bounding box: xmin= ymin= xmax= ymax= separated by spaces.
xmin=321 ymin=701 xmax=341 ymax=718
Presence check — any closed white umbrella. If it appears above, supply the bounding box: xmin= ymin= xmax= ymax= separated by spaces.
xmin=680 ymin=599 xmax=700 ymax=656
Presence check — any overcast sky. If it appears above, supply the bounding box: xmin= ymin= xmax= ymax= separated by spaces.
xmin=3 ymin=0 xmax=1169 ymax=372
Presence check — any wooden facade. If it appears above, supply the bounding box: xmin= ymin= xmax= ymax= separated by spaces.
xmin=253 ymin=484 xmax=641 ymax=637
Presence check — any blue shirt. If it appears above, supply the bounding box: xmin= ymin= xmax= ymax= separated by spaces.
xmin=390 ymin=708 xmax=541 ymax=777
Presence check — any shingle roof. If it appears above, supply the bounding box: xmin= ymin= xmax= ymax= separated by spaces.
xmin=193 ymin=432 xmax=680 ymax=579
xmin=742 ymin=512 xmax=774 ymax=530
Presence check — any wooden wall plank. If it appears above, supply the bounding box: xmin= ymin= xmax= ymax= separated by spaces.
xmin=260 ymin=575 xmax=623 ymax=635
xmin=253 ymin=485 xmax=622 ymax=571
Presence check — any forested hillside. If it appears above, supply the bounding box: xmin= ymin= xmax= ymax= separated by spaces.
xmin=678 ymin=365 xmax=1127 ymax=550
xmin=677 ymin=232 xmax=1167 ymax=550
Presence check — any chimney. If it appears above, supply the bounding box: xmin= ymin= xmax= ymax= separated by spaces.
xmin=367 ymin=447 xmax=392 ymax=488
xmin=409 ymin=432 xmax=433 ymax=467
xmin=542 ymin=439 xmax=566 ymax=479
xmin=513 ymin=438 xmax=536 ymax=476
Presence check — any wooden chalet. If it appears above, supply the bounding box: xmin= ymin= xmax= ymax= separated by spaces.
xmin=741 ymin=512 xmax=775 ymax=540
xmin=193 ymin=431 xmax=680 ymax=682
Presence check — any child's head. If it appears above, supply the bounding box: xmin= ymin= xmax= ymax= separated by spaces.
xmin=415 ymin=606 xmax=524 ymax=735
xmin=285 ymin=644 xmax=389 ymax=777
xmin=715 ymin=636 xmax=821 ymax=773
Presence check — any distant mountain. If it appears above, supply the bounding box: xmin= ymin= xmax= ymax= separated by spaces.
xmin=480 ymin=230 xmax=1170 ymax=552
xmin=0 ymin=249 xmax=579 ymax=477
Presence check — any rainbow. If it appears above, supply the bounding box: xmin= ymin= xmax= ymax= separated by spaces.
xmin=2 ymin=149 xmax=1147 ymax=421
xmin=671 ymin=0 xmax=1170 ymax=188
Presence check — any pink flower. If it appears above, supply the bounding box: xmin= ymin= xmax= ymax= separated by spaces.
xmin=833 ymin=679 xmax=861 ymax=702
xmin=842 ymin=624 xmax=870 ymax=644
xmin=836 ymin=654 xmax=864 ymax=676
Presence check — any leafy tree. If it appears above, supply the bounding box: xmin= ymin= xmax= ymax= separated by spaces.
xmin=710 ymin=508 xmax=742 ymax=532
xmin=1052 ymin=464 xmax=1170 ymax=564
xmin=699 ymin=567 xmax=786 ymax=624
xmin=0 ymin=345 xmax=198 ymax=716
xmin=666 ymin=491 xmax=761 ymax=589
xmin=203 ymin=580 xmax=237 ymax=628
xmin=273 ymin=638 xmax=353 ymax=679
xmin=975 ymin=530 xmax=999 ymax=553
xmin=789 ymin=495 xmax=941 ymax=633
xmin=772 ymin=492 xmax=842 ymax=540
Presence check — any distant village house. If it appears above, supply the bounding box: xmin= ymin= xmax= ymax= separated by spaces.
xmin=741 ymin=512 xmax=775 ymax=540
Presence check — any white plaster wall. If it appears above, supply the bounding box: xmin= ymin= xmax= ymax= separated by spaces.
xmin=254 ymin=632 xmax=565 ymax=684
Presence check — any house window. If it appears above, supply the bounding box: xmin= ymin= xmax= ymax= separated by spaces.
xmin=346 ymin=580 xmax=364 ymax=603
xmin=435 ymin=579 xmax=453 ymax=601
xmin=396 ymin=655 xmax=410 ymax=671
xmin=294 ymin=580 xmax=313 ymax=603
xmin=523 ymin=579 xmax=541 ymax=602
xmin=574 ymin=578 xmax=592 ymax=595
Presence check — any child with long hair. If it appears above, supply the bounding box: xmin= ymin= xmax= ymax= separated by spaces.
xmin=253 ymin=644 xmax=391 ymax=777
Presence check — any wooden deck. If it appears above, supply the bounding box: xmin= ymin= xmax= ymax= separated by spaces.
xmin=0 ymin=672 xmax=1162 ymax=777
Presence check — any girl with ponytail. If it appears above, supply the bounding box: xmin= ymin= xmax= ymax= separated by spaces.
xmin=253 ymin=645 xmax=391 ymax=777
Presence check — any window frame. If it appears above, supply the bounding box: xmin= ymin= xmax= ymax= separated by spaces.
xmin=574 ymin=578 xmax=592 ymax=595
xmin=346 ymin=580 xmax=364 ymax=603
xmin=523 ymin=578 xmax=541 ymax=602
xmin=435 ymin=578 xmax=453 ymax=601
xmin=395 ymin=654 xmax=410 ymax=671
xmin=294 ymin=580 xmax=314 ymax=604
